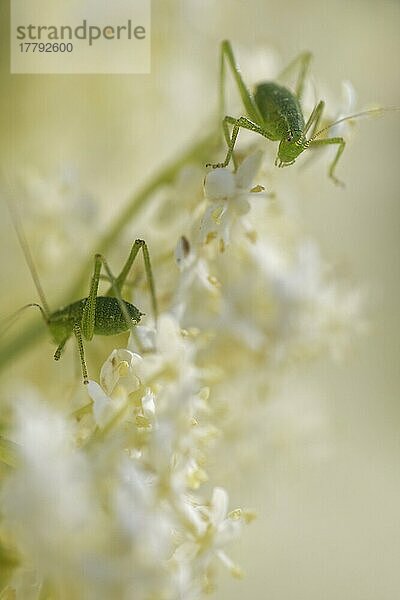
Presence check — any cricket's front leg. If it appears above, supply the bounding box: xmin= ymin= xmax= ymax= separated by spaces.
xmin=206 ymin=115 xmax=270 ymax=169
xmin=207 ymin=115 xmax=241 ymax=168
xmin=309 ymin=136 xmax=346 ymax=186
xmin=304 ymin=100 xmax=325 ymax=138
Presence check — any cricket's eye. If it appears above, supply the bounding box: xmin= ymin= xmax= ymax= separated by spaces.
xmin=287 ymin=133 xmax=293 ymax=142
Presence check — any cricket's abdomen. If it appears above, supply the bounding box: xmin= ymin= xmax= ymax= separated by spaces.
xmin=254 ymin=82 xmax=305 ymax=141
xmin=48 ymin=296 xmax=142 ymax=343
xmin=91 ymin=297 xmax=142 ymax=336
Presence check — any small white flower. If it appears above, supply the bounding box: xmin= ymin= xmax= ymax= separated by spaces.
xmin=204 ymin=168 xmax=236 ymax=201
xmin=100 ymin=348 xmax=142 ymax=396
xmin=173 ymin=487 xmax=246 ymax=579
xmin=86 ymin=349 xmax=142 ymax=427
xmin=200 ymin=151 xmax=265 ymax=248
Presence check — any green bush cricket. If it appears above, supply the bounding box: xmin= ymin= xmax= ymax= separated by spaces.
xmin=208 ymin=40 xmax=395 ymax=186
xmin=4 ymin=194 xmax=158 ymax=385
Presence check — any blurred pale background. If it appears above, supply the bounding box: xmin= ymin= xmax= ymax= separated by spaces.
xmin=0 ymin=1 xmax=399 ymax=598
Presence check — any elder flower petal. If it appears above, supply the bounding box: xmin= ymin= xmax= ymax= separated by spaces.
xmin=200 ymin=150 xmax=265 ymax=248
xmin=204 ymin=168 xmax=236 ymax=201
xmin=100 ymin=348 xmax=142 ymax=395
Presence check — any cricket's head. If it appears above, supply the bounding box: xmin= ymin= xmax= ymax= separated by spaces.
xmin=275 ymin=135 xmax=308 ymax=168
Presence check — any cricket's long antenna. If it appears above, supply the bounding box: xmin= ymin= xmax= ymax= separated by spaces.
xmin=311 ymin=106 xmax=400 ymax=141
xmin=0 ymin=303 xmax=48 ymax=337
xmin=2 ymin=180 xmax=51 ymax=319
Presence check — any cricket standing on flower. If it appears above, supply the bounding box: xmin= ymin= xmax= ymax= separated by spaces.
xmin=208 ymin=40 xmax=396 ymax=186
xmin=4 ymin=191 xmax=158 ymax=384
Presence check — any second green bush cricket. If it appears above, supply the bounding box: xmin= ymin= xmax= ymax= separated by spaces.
xmin=208 ymin=40 xmax=394 ymax=186
xmin=4 ymin=192 xmax=158 ymax=385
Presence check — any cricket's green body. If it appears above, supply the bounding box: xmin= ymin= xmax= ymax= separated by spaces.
xmin=44 ymin=240 xmax=157 ymax=383
xmin=209 ymin=40 xmax=347 ymax=185
xmin=254 ymin=82 xmax=308 ymax=166
xmin=6 ymin=232 xmax=158 ymax=384
xmin=254 ymin=82 xmax=305 ymax=141
xmin=48 ymin=297 xmax=142 ymax=345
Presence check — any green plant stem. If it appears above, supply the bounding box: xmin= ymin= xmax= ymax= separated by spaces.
xmin=0 ymin=130 xmax=217 ymax=373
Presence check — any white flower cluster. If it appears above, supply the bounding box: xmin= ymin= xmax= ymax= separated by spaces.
xmin=0 ymin=314 xmax=252 ymax=599
xmin=0 ymin=141 xmax=362 ymax=598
